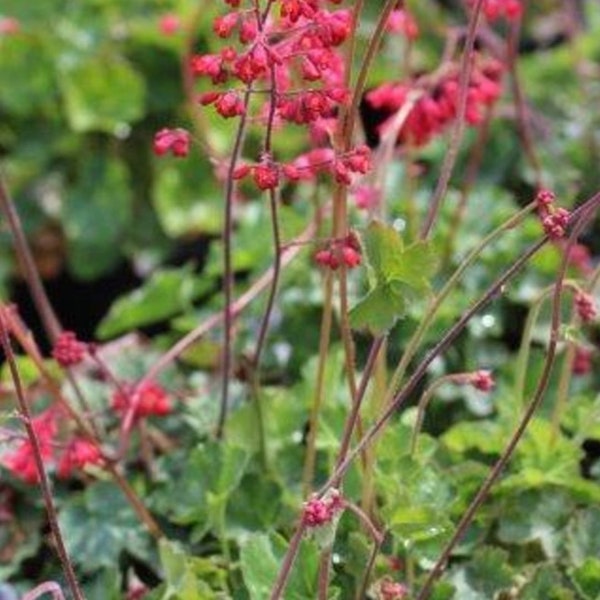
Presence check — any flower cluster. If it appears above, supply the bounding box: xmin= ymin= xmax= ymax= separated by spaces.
xmin=182 ymin=0 xmax=371 ymax=189
xmin=153 ymin=128 xmax=191 ymax=158
xmin=574 ymin=291 xmax=597 ymax=323
xmin=1 ymin=409 xmax=102 ymax=484
xmin=468 ymin=0 xmax=523 ymax=22
xmin=52 ymin=331 xmax=88 ymax=367
xmin=386 ymin=9 xmax=419 ymax=39
xmin=302 ymin=489 xmax=344 ymax=527
xmin=364 ymin=56 xmax=503 ymax=147
xmin=572 ymin=346 xmax=593 ymax=376
xmin=535 ymin=189 xmax=570 ymax=240
xmin=455 ymin=369 xmax=495 ymax=391
xmin=371 ymin=579 xmax=410 ymax=600
xmin=315 ymin=232 xmax=362 ymax=270
xmin=57 ymin=438 xmax=103 ymax=479
xmin=0 ymin=17 xmax=20 ymax=36
xmin=112 ymin=380 xmax=172 ymax=419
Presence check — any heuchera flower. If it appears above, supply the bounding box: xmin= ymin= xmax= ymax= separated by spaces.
xmin=315 ymin=232 xmax=362 ymax=270
xmin=302 ymin=489 xmax=344 ymax=527
xmin=572 ymin=346 xmax=593 ymax=376
xmin=468 ymin=0 xmax=523 ymax=22
xmin=535 ymin=189 xmax=570 ymax=240
xmin=112 ymin=380 xmax=172 ymax=419
xmin=153 ymin=128 xmax=191 ymax=158
xmin=57 ymin=438 xmax=103 ymax=479
xmin=364 ymin=56 xmax=504 ymax=147
xmin=1 ymin=409 xmax=58 ymax=484
xmin=469 ymin=370 xmax=495 ymax=392
xmin=186 ymin=0 xmax=368 ymax=189
xmin=52 ymin=331 xmax=87 ymax=367
xmin=379 ymin=579 xmax=409 ymax=600
xmin=159 ymin=13 xmax=180 ymax=36
xmin=575 ymin=291 xmax=597 ymax=323
xmin=386 ymin=9 xmax=419 ymax=39
xmin=0 ymin=17 xmax=20 ymax=36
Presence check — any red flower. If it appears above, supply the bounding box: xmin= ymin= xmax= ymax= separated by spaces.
xmin=158 ymin=14 xmax=180 ymax=36
xmin=469 ymin=370 xmax=495 ymax=392
xmin=253 ymin=161 xmax=280 ymax=190
xmin=57 ymin=438 xmax=103 ymax=479
xmin=153 ymin=128 xmax=191 ymax=158
xmin=573 ymin=346 xmax=593 ymax=376
xmin=112 ymin=380 xmax=172 ymax=419
xmin=302 ymin=490 xmax=344 ymax=527
xmin=575 ymin=292 xmax=597 ymax=323
xmin=52 ymin=331 xmax=87 ymax=367
xmin=1 ymin=409 xmax=58 ymax=484
xmin=0 ymin=17 xmax=20 ymax=35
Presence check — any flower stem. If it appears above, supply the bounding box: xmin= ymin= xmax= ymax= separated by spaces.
xmin=420 ymin=0 xmax=485 ymax=239
xmin=414 ymin=194 xmax=599 ymax=600
xmin=0 ymin=309 xmax=84 ymax=600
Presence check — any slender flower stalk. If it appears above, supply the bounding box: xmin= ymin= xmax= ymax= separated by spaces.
xmin=415 ymin=191 xmax=600 ymax=600
xmin=420 ymin=0 xmax=485 ymax=239
xmin=0 ymin=309 xmax=84 ymax=600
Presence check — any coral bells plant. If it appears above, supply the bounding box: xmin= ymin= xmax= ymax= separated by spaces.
xmin=363 ymin=55 xmax=504 ymax=147
xmin=52 ymin=331 xmax=87 ymax=367
xmin=4 ymin=1 xmax=600 ymax=600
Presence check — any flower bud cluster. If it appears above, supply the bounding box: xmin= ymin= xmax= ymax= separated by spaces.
xmin=468 ymin=0 xmax=523 ymax=22
xmin=52 ymin=331 xmax=88 ymax=367
xmin=315 ymin=232 xmax=362 ymax=270
xmin=0 ymin=408 xmax=103 ymax=484
xmin=364 ymin=57 xmax=504 ymax=147
xmin=302 ymin=489 xmax=344 ymax=527
xmin=181 ymin=0 xmax=371 ymax=189
xmin=575 ymin=291 xmax=597 ymax=323
xmin=535 ymin=189 xmax=571 ymax=240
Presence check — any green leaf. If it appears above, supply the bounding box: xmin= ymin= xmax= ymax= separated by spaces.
xmin=58 ymin=481 xmax=152 ymax=573
xmin=567 ymin=507 xmax=600 ymax=566
xmin=520 ymin=565 xmax=574 ymax=600
xmin=496 ymin=490 xmax=574 ymax=559
xmin=59 ymin=55 xmax=146 ymax=133
xmin=362 ymin=220 xmax=405 ymax=283
xmin=569 ymin=557 xmax=600 ymax=599
xmin=97 ymin=265 xmax=214 ymax=339
xmin=449 ymin=547 xmax=514 ymax=599
xmin=150 ymin=441 xmax=250 ymax=539
xmin=63 ymin=153 xmax=132 ymax=279
xmin=153 ymin=160 xmax=222 ymax=238
xmin=349 ymin=283 xmax=407 ymax=334
xmin=362 ymin=220 xmax=437 ymax=288
xmin=0 ymin=37 xmax=56 ymax=114
xmin=240 ymin=534 xmax=319 ymax=600
xmin=350 ymin=221 xmax=437 ymax=333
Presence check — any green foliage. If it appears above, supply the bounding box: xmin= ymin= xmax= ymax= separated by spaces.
xmin=240 ymin=534 xmax=321 ymax=600
xmin=97 ymin=265 xmax=214 ymax=338
xmin=350 ymin=220 xmax=438 ymax=333
xmin=58 ymin=481 xmax=153 ymax=573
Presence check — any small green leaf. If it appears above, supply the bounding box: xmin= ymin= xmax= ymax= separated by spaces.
xmin=58 ymin=481 xmax=152 ymax=573
xmin=569 ymin=557 xmax=600 ymax=599
xmin=97 ymin=265 xmax=214 ymax=339
xmin=350 ymin=221 xmax=438 ymax=333
xmin=450 ymin=547 xmax=514 ymax=599
xmin=520 ymin=565 xmax=574 ymax=600
xmin=240 ymin=534 xmax=319 ymax=600
xmin=59 ymin=56 xmax=145 ymax=133
xmin=349 ymin=284 xmax=406 ymax=334
xmin=362 ymin=220 xmax=405 ymax=283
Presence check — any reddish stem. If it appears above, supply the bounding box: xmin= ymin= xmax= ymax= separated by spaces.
xmin=0 ymin=310 xmax=84 ymax=600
